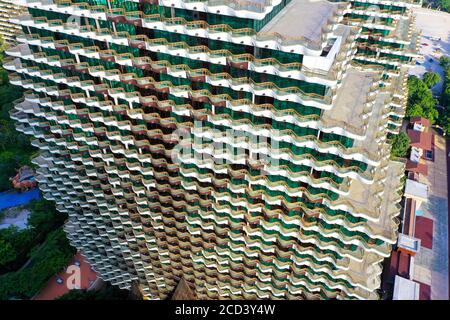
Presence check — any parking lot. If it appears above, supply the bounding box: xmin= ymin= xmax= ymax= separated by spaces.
xmin=410 ymin=7 xmax=450 ymax=95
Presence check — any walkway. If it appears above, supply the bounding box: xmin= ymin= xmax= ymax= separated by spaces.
xmin=413 ymin=132 xmax=449 ymax=300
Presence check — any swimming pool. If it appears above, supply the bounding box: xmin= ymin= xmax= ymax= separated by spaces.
xmin=0 ymin=188 xmax=41 ymax=211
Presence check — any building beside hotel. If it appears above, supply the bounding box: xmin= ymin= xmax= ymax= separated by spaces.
xmin=3 ymin=0 xmax=421 ymax=299
xmin=0 ymin=0 xmax=25 ymax=43
xmin=382 ymin=117 xmax=432 ymax=300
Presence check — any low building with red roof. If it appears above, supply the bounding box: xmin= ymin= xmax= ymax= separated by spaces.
xmin=410 ymin=117 xmax=431 ymax=129
xmin=407 ymin=129 xmax=433 ymax=151
xmin=406 ymin=160 xmax=428 ymax=176
xmin=33 ymin=252 xmax=98 ymax=300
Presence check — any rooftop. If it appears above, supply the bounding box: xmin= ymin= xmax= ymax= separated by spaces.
xmin=171 ymin=278 xmax=197 ymax=300
xmin=33 ymin=251 xmax=98 ymax=300
xmin=406 ymin=159 xmax=428 ymax=176
xmin=407 ymin=129 xmax=433 ymax=151
xmin=335 ymin=158 xmax=405 ymax=248
xmin=397 ymin=233 xmax=421 ymax=255
xmin=393 ymin=275 xmax=420 ymax=300
xmin=260 ymin=0 xmax=342 ymax=45
xmin=410 ymin=116 xmax=431 ymax=128
xmin=404 ymin=179 xmax=428 ymax=202
xmin=322 ymin=66 xmax=378 ymax=138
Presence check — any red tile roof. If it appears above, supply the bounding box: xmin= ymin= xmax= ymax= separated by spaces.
xmin=406 ymin=160 xmax=428 ymax=176
xmin=415 ymin=216 xmax=434 ymax=250
xmin=387 ymin=250 xmax=412 ymax=280
xmin=398 ymin=252 xmax=411 ymax=278
xmin=418 ymin=282 xmax=431 ymax=300
xmin=410 ymin=117 xmax=431 ymax=128
xmin=403 ymin=198 xmax=416 ymax=237
xmin=33 ymin=252 xmax=97 ymax=300
xmin=407 ymin=129 xmax=433 ymax=151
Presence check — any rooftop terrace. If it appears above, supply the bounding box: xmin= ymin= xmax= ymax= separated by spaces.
xmin=322 ymin=66 xmax=378 ymax=137
xmin=260 ymin=0 xmax=344 ymax=46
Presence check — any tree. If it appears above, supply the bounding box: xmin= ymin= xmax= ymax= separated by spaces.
xmin=28 ymin=199 xmax=67 ymax=235
xmin=437 ymin=0 xmax=450 ymax=12
xmin=438 ymin=55 xmax=450 ymax=134
xmin=0 ymin=225 xmax=36 ymax=274
xmin=440 ymin=56 xmax=450 ymax=70
xmin=0 ymin=36 xmax=35 ymax=192
xmin=441 ymin=113 xmax=450 ymax=135
xmin=0 ymin=239 xmax=17 ymax=268
xmin=0 ymin=151 xmax=17 ymax=191
xmin=425 ymin=0 xmax=450 ymax=12
xmin=406 ymin=76 xmax=439 ymax=123
xmin=0 ymin=228 xmax=75 ymax=299
xmin=390 ymin=132 xmax=411 ymax=158
xmin=422 ymin=72 xmax=441 ymax=89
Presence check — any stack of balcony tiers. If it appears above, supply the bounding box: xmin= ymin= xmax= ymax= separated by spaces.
xmin=329 ymin=0 xmax=422 ymax=133
xmin=0 ymin=0 xmax=26 ymax=43
xmin=4 ymin=0 xmax=421 ymax=300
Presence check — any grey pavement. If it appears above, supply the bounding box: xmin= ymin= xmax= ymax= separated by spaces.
xmin=410 ymin=8 xmax=450 ymax=95
xmin=413 ymin=133 xmax=449 ymax=299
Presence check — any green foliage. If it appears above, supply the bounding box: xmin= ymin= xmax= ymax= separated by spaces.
xmin=0 ymin=50 xmax=34 ymax=191
xmin=425 ymin=0 xmax=450 ymax=12
xmin=390 ymin=132 xmax=411 ymax=158
xmin=0 ymin=44 xmax=32 ymax=190
xmin=0 ymin=69 xmax=8 ymax=86
xmin=440 ymin=56 xmax=450 ymax=70
xmin=0 ymin=39 xmax=34 ymax=190
xmin=438 ymin=55 xmax=450 ymax=135
xmin=27 ymin=199 xmax=67 ymax=235
xmin=0 ymin=228 xmax=75 ymax=300
xmin=0 ymin=41 xmax=72 ymax=299
xmin=406 ymin=76 xmax=439 ymax=123
xmin=0 ymin=239 xmax=17 ymax=268
xmin=0 ymin=200 xmax=67 ymax=274
xmin=441 ymin=57 xmax=450 ymax=108
xmin=422 ymin=72 xmax=441 ymax=89
xmin=439 ymin=112 xmax=450 ymax=135
xmin=0 ymin=150 xmax=31 ymax=191
xmin=0 ymin=225 xmax=35 ymax=273
xmin=438 ymin=0 xmax=450 ymax=11
xmin=0 ymin=36 xmax=6 ymax=64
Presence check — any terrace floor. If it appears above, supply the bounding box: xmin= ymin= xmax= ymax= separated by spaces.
xmin=260 ymin=0 xmax=339 ymax=44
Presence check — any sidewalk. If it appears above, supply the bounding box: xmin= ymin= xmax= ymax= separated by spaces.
xmin=413 ymin=132 xmax=449 ymax=299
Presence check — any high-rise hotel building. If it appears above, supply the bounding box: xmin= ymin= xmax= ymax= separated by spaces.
xmin=4 ymin=0 xmax=421 ymax=299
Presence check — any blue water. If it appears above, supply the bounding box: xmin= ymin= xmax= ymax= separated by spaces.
xmin=0 ymin=189 xmax=41 ymax=211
